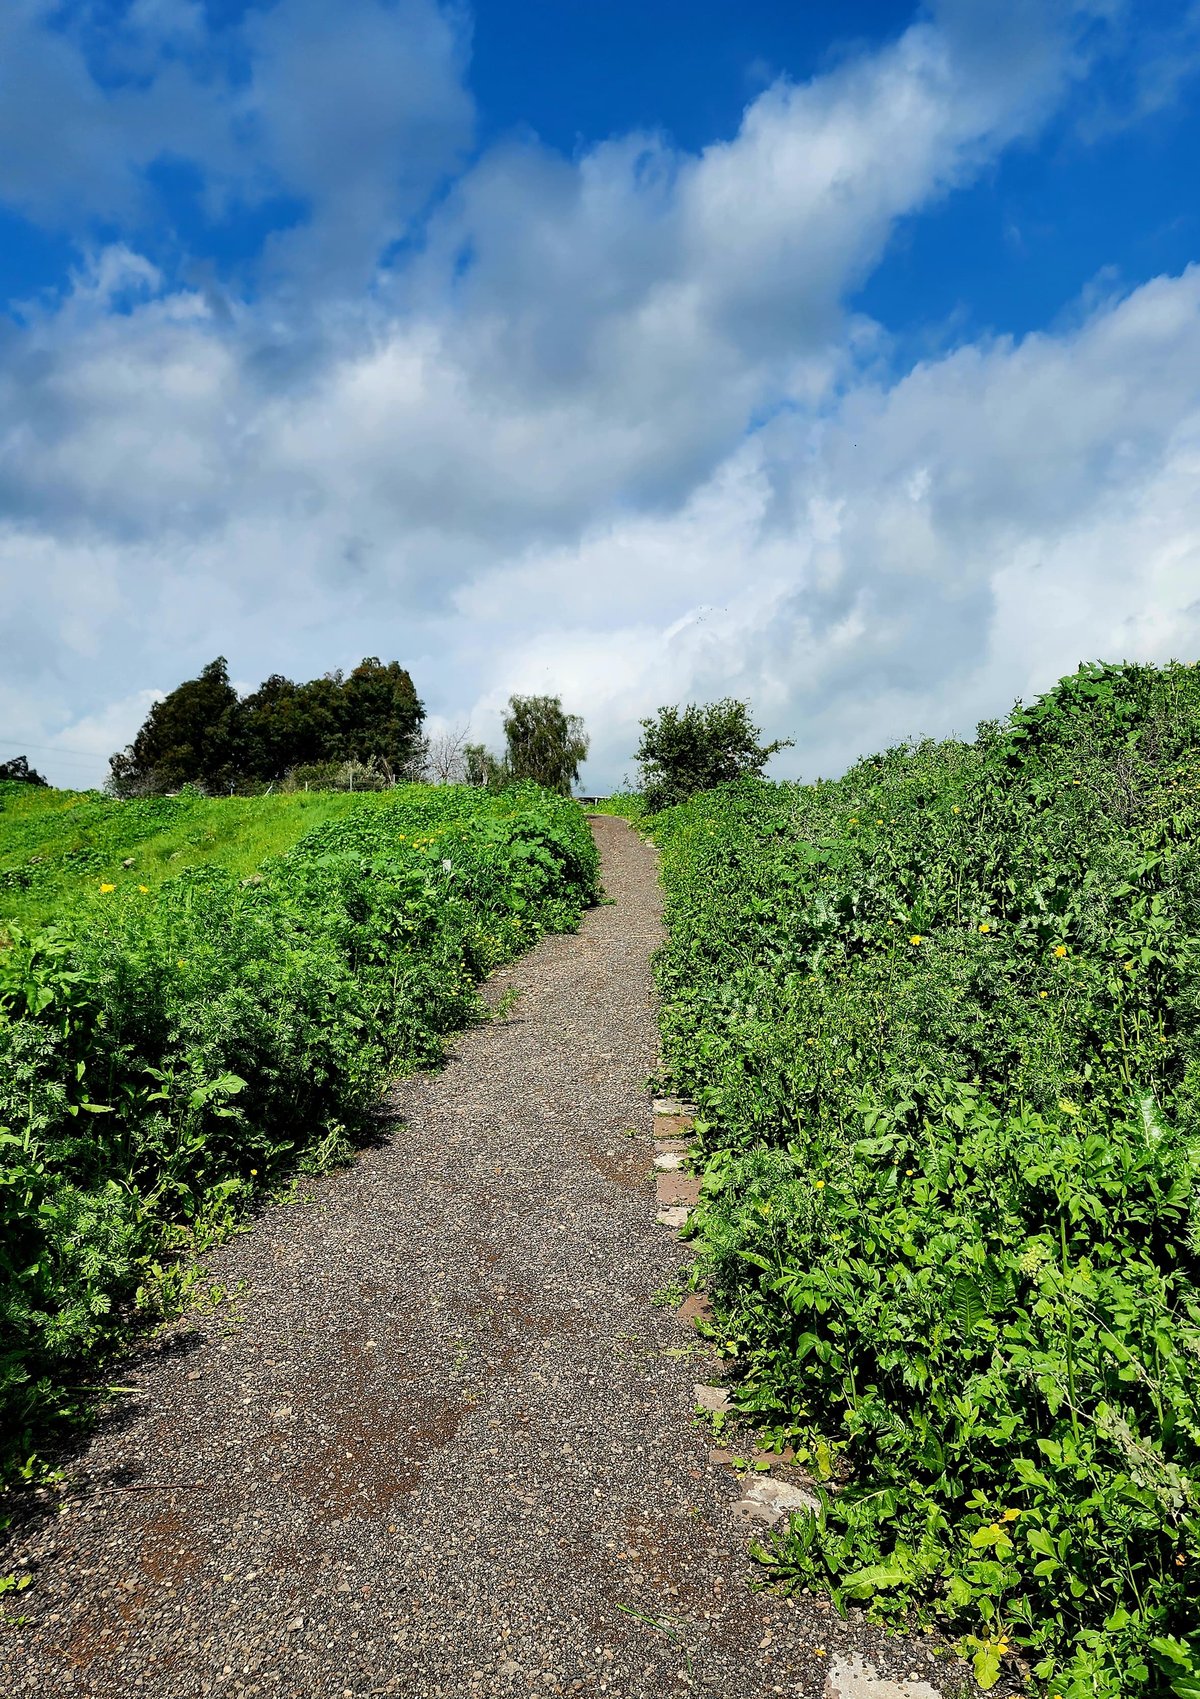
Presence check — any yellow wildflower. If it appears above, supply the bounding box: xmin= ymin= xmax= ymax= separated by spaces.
xmin=1054 ymin=944 xmax=1068 ymax=958
xmin=979 ymin=922 xmax=991 ymax=933
xmin=138 ymin=884 xmax=149 ymax=893
xmin=1039 ymin=990 xmax=1048 ymax=999
xmin=909 ymin=934 xmax=923 ymax=946
xmin=813 ymin=1179 xmax=826 ymax=1190
xmin=1124 ymin=960 xmax=1135 ymax=971
xmin=952 ymin=805 xmax=961 ymax=813
xmin=99 ymin=882 xmax=116 ymax=893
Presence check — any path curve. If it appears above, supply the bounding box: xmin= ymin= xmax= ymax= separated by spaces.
xmin=0 ymin=818 xmax=945 ymax=1699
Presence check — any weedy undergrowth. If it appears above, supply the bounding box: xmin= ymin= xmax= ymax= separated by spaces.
xmin=0 ymin=781 xmax=599 ymax=1490
xmin=643 ymin=661 xmax=1200 ymax=1698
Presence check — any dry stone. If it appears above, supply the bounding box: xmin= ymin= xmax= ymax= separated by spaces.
xmin=824 ymin=1655 xmax=942 ymax=1699
xmin=729 ymin=1475 xmax=819 ymax=1526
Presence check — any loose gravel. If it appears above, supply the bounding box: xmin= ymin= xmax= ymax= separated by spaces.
xmin=0 ymin=818 xmax=950 ymax=1699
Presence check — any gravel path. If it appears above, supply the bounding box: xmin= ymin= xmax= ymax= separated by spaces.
xmin=0 ymin=818 xmax=949 ymax=1699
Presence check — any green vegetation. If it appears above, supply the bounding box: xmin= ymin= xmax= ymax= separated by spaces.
xmin=0 ymin=781 xmax=598 ymax=1484
xmin=642 ymin=662 xmax=1200 ymax=1697
xmin=108 ymin=654 xmax=425 ymax=794
xmin=0 ymin=758 xmax=47 ymax=787
xmin=635 ymin=698 xmax=792 ymax=812
xmin=466 ymin=692 xmax=590 ymax=794
xmin=0 ymin=783 xmax=369 ymax=927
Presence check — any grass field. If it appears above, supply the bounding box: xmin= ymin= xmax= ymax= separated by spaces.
xmin=635 ymin=662 xmax=1200 ymax=1698
xmin=0 ymin=781 xmax=599 ymax=1487
xmin=1 ymin=785 xmax=373 ymax=926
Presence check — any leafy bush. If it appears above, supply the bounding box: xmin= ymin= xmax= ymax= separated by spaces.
xmin=0 ymin=783 xmax=598 ymax=1480
xmin=644 ymin=661 xmax=1200 ymax=1697
xmin=635 ymin=698 xmax=792 ymax=812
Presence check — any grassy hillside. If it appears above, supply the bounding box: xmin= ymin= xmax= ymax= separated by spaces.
xmin=640 ymin=662 xmax=1200 ymax=1698
xmin=0 ymin=784 xmax=370 ymax=926
xmin=0 ymin=783 xmax=599 ymax=1485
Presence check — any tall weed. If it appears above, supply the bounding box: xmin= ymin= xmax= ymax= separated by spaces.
xmin=646 ymin=662 xmax=1200 ymax=1696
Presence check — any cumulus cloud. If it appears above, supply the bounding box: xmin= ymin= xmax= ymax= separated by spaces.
xmin=476 ymin=267 xmax=1200 ymax=780
xmin=1 ymin=0 xmax=1196 ymax=792
xmin=0 ymin=0 xmax=473 ymax=288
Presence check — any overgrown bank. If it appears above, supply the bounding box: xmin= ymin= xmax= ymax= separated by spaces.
xmin=637 ymin=662 xmax=1200 ymax=1697
xmin=0 ymin=783 xmax=599 ymax=1486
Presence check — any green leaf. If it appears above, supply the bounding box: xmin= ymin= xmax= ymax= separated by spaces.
xmin=972 ymin=1644 xmax=1003 ymax=1691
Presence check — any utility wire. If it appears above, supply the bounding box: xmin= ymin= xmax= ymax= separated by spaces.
xmin=0 ymin=739 xmax=111 ymax=759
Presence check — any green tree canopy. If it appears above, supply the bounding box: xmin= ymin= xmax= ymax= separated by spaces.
xmin=635 ymin=699 xmax=792 ymax=811
xmin=463 ymin=696 xmax=589 ymax=794
xmin=109 ymin=657 xmax=242 ymax=796
xmin=0 ymin=755 xmax=49 ymax=786
xmin=503 ymin=695 xmax=589 ymax=794
xmin=108 ymin=657 xmax=425 ymax=795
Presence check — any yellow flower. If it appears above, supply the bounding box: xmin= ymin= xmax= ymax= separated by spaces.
xmin=1054 ymin=944 xmax=1068 ymax=958
xmin=952 ymin=804 xmax=961 ymax=814
xmin=138 ymin=884 xmax=149 ymax=893
xmin=905 ymin=1168 xmax=914 ymax=1176
xmin=848 ymin=816 xmax=859 ymax=825
xmin=909 ymin=934 xmax=923 ymax=946
xmin=1039 ymin=990 xmax=1048 ymax=999
xmin=99 ymin=882 xmax=116 ymax=894
xmin=813 ymin=1179 xmax=826 ymax=1190
xmin=1124 ymin=960 xmax=1135 ymax=971
xmin=979 ymin=922 xmax=991 ymax=933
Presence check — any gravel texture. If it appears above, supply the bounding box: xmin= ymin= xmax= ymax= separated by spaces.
xmin=0 ymin=818 xmax=950 ymax=1699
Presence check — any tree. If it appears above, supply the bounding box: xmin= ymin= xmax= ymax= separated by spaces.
xmin=635 ymin=699 xmax=793 ymax=811
xmin=422 ymin=724 xmax=471 ymax=784
xmin=108 ymin=658 xmax=241 ymax=796
xmin=464 ymin=741 xmax=507 ymax=789
xmin=0 ymin=755 xmax=48 ymax=786
xmin=108 ymin=656 xmax=427 ymax=793
xmin=502 ymin=695 xmax=588 ymax=793
xmin=337 ymin=658 xmax=424 ymax=775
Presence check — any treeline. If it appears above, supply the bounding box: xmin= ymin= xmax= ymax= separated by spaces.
xmin=108 ymin=657 xmax=424 ymax=796
xmin=105 ymin=658 xmax=592 ymax=798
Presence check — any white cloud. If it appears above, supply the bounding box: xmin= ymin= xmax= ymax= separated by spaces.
xmin=2 ymin=0 xmax=1198 ymax=797
xmin=474 ymin=266 xmax=1200 ymax=783
xmin=0 ymin=0 xmax=473 ymax=290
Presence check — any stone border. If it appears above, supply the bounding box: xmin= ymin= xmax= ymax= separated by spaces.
xmin=649 ymin=1099 xmax=950 ymax=1696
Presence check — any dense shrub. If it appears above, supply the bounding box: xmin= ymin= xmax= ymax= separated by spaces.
xmin=644 ymin=661 xmax=1200 ymax=1697
xmin=0 ymin=784 xmax=598 ymax=1480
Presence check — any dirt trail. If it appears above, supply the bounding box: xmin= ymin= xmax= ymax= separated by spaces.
xmin=0 ymin=818 xmax=945 ymax=1698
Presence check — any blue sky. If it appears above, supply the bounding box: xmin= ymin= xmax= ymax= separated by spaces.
xmin=2 ymin=0 xmax=1200 ymax=788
